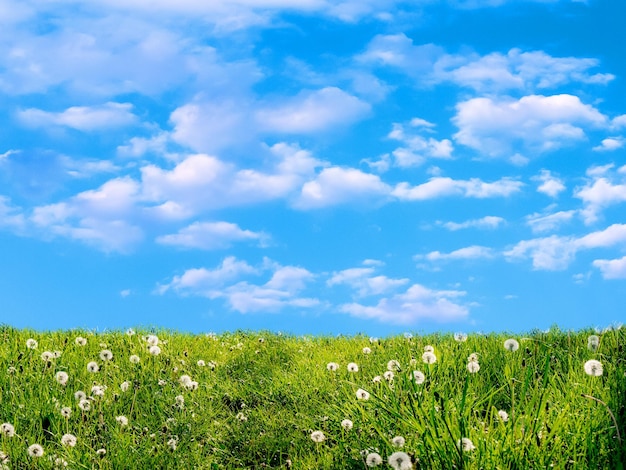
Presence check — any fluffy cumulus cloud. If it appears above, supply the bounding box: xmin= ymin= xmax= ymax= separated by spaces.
xmin=505 ymin=224 xmax=626 ymax=270
xmin=30 ymin=177 xmax=143 ymax=252
xmin=360 ymin=35 xmax=613 ymax=91
xmin=453 ymin=94 xmax=607 ymax=157
xmin=593 ymin=256 xmax=626 ymax=279
xmin=575 ymin=164 xmax=626 ymax=224
xmin=156 ymin=221 xmax=267 ymax=250
xmin=593 ymin=137 xmax=625 ymax=152
xmin=384 ymin=119 xmax=454 ymax=168
xmin=158 ymin=257 xmax=319 ymax=313
xmin=392 ymin=176 xmax=522 ymax=200
xmin=327 ymin=265 xmax=409 ymax=297
xmin=533 ymin=170 xmax=566 ymax=197
xmin=255 ymin=87 xmax=371 ymax=134
xmin=296 ymin=167 xmax=391 ymax=209
xmin=340 ymin=284 xmax=468 ymax=324
xmin=0 ymin=196 xmax=26 ymax=230
xmin=17 ymin=103 xmax=137 ymax=131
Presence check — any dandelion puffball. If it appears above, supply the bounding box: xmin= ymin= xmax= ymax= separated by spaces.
xmin=504 ymin=339 xmax=519 ymax=352
xmin=584 ymin=359 xmax=603 ymax=377
xmin=388 ymin=451 xmax=412 ymax=470
xmin=310 ymin=430 xmax=325 ymax=443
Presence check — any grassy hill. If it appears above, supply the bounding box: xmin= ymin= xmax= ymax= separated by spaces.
xmin=0 ymin=325 xmax=624 ymax=469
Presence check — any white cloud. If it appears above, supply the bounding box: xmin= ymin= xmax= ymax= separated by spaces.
xmin=156 ymin=221 xmax=267 ymax=250
xmin=392 ymin=176 xmax=522 ymax=200
xmin=327 ymin=266 xmax=409 ymax=296
xmin=256 ymin=87 xmax=370 ymax=134
xmin=453 ymin=94 xmax=606 ymax=157
xmin=340 ymin=283 xmax=468 ymax=324
xmin=593 ymin=256 xmax=626 ymax=279
xmin=505 ymin=223 xmax=626 ymax=270
xmin=575 ymin=167 xmax=626 ymax=224
xmin=30 ymin=177 xmax=143 ymax=252
xmin=533 ymin=169 xmax=566 ymax=197
xmin=593 ymin=137 xmax=624 ymax=152
xmin=438 ymin=48 xmax=614 ymax=91
xmin=439 ymin=215 xmax=505 ymax=231
xmin=421 ymin=245 xmax=495 ymax=261
xmin=357 ymin=33 xmax=444 ymax=73
xmin=0 ymin=195 xmax=26 ymax=230
xmin=387 ymin=120 xmax=453 ymax=168
xmin=295 ymin=166 xmax=391 ymax=209
xmin=17 ymin=102 xmax=137 ymax=131
xmin=157 ymin=256 xmax=258 ymax=294
xmin=0 ymin=149 xmax=19 ymax=161
xmin=526 ymin=209 xmax=575 ymax=233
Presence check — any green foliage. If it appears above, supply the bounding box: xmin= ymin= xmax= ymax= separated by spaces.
xmin=0 ymin=327 xmax=624 ymax=469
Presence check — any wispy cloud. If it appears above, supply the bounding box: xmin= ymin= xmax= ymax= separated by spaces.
xmin=156 ymin=221 xmax=268 ymax=250
xmin=17 ymin=103 xmax=138 ymax=131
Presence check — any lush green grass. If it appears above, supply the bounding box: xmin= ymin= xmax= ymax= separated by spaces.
xmin=0 ymin=325 xmax=624 ymax=469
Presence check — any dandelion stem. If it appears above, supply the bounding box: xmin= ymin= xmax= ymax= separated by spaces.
xmin=581 ymin=394 xmax=622 ymax=445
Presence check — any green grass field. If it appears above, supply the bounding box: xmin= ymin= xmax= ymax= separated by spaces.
xmin=0 ymin=325 xmax=624 ymax=469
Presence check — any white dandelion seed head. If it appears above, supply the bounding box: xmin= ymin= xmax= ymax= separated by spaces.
xmin=175 ymin=395 xmax=185 ymax=406
xmin=61 ymin=434 xmax=77 ymax=447
xmin=149 ymin=345 xmax=161 ymax=356
xmin=236 ymin=412 xmax=247 ymax=422
xmin=41 ymin=351 xmax=54 ymax=362
xmin=0 ymin=451 xmax=8 ymax=464
xmin=383 ymin=371 xmax=394 ymax=381
xmin=341 ymin=419 xmax=353 ymax=430
xmin=458 ymin=437 xmax=476 ymax=451
xmin=78 ymin=399 xmax=91 ymax=411
xmin=120 ymin=381 xmax=131 ymax=392
xmin=126 ymin=328 xmax=135 ymax=336
xmin=145 ymin=334 xmax=159 ymax=346
xmin=326 ymin=362 xmax=339 ymax=371
xmin=99 ymin=350 xmax=113 ymax=361
xmin=91 ymin=385 xmax=106 ymax=398
xmin=388 ymin=451 xmax=412 ymax=470
xmin=197 ymin=360 xmax=206 ymax=367
xmin=75 ymin=336 xmax=87 ymax=346
xmin=60 ymin=407 xmax=72 ymax=419
xmin=584 ymin=359 xmax=603 ymax=377
xmin=387 ymin=360 xmax=400 ymax=371
xmin=26 ymin=338 xmax=38 ymax=349
xmin=158 ymin=379 xmax=167 ymax=386
xmin=356 ymin=388 xmax=370 ymax=401
xmin=362 ymin=347 xmax=372 ymax=354
xmin=413 ymin=370 xmax=426 ymax=384
xmin=423 ymin=345 xmax=434 ymax=353
xmin=0 ymin=423 xmax=15 ymax=437
xmin=310 ymin=430 xmax=325 ymax=443
xmin=403 ymin=332 xmax=413 ymax=340
xmin=498 ymin=410 xmax=509 ymax=422
xmin=454 ymin=332 xmax=468 ymax=342
xmin=504 ymin=339 xmax=519 ymax=352
xmin=55 ymin=371 xmax=69 ymax=386
xmin=369 ymin=337 xmax=378 ymax=344
xmin=391 ymin=436 xmax=406 ymax=448
xmin=179 ymin=375 xmax=192 ymax=386
xmin=86 ymin=361 xmax=99 ymax=373
xmin=347 ymin=362 xmax=359 ymax=372
xmin=28 ymin=444 xmax=44 ymax=458
xmin=422 ymin=352 xmax=437 ymax=364
xmin=587 ymin=335 xmax=600 ymax=351
xmin=468 ymin=353 xmax=479 ymax=362
xmin=467 ymin=361 xmax=480 ymax=373
xmin=372 ymin=375 xmax=382 ymax=383
xmin=96 ymin=448 xmax=106 ymax=456
xmin=129 ymin=354 xmax=140 ymax=364
xmin=74 ymin=390 xmax=86 ymax=401
xmin=365 ymin=452 xmax=383 ymax=467
xmin=167 ymin=438 xmax=178 ymax=451
xmin=116 ymin=416 xmax=129 ymax=427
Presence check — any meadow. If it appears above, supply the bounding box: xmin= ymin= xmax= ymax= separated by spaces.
xmin=0 ymin=325 xmax=624 ymax=469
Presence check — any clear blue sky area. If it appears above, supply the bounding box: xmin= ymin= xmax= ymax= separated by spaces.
xmin=1 ymin=0 xmax=625 ymax=336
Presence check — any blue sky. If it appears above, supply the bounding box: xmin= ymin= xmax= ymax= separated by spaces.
xmin=1 ymin=0 xmax=625 ymax=336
